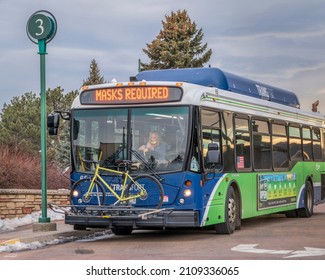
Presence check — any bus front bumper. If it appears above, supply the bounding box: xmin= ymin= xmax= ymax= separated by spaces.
xmin=65 ymin=207 xmax=200 ymax=229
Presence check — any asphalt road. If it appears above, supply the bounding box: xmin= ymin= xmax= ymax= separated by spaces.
xmin=1 ymin=203 xmax=325 ymax=260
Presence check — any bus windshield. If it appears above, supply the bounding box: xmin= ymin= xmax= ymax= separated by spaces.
xmin=72 ymin=106 xmax=190 ymax=173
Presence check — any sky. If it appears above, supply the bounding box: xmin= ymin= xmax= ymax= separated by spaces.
xmin=1 ymin=0 xmax=325 ymax=114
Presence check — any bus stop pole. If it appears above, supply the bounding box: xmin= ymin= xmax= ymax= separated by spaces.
xmin=38 ymin=39 xmax=50 ymax=223
xmin=27 ymin=10 xmax=57 ymax=230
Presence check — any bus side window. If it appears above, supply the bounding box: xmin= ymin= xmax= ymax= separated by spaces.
xmin=201 ymin=109 xmax=222 ymax=170
xmin=289 ymin=125 xmax=302 ymax=161
xmin=272 ymin=123 xmax=289 ymax=169
xmin=252 ymin=119 xmax=271 ymax=170
xmin=323 ymin=131 xmax=325 ymax=160
xmin=302 ymin=127 xmax=312 ymax=160
xmin=312 ymin=128 xmax=322 ymax=160
xmin=234 ymin=116 xmax=251 ymax=170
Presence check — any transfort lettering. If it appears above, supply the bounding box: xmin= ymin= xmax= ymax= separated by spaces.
xmin=95 ymin=87 xmax=169 ymax=102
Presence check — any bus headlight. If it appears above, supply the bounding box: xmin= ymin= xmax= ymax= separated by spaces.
xmin=72 ymin=189 xmax=79 ymax=197
xmin=183 ymin=189 xmax=192 ymax=197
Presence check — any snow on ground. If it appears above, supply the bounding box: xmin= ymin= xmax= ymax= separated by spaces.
xmin=0 ymin=209 xmax=65 ymax=232
xmin=0 ymin=209 xmax=112 ymax=253
xmin=0 ymin=209 xmax=65 ymax=253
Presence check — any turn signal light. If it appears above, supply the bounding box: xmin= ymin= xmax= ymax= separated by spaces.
xmin=184 ymin=180 xmax=192 ymax=187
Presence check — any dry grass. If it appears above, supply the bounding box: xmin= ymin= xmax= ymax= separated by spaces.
xmin=0 ymin=146 xmax=69 ymax=190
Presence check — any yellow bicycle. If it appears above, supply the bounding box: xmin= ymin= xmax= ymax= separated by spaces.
xmin=70 ymin=160 xmax=164 ymax=210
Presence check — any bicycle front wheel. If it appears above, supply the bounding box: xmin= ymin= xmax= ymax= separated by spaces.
xmin=125 ymin=175 xmax=164 ymax=209
xmin=70 ymin=178 xmax=106 ymax=208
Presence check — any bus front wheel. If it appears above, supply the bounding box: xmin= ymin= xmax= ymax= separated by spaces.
xmin=215 ymin=185 xmax=239 ymax=234
xmin=111 ymin=226 xmax=133 ymax=235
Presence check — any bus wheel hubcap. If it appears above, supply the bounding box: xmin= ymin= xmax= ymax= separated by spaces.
xmin=228 ymin=198 xmax=236 ymax=223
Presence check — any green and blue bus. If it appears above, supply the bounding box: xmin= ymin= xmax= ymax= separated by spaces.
xmin=56 ymin=67 xmax=325 ymax=234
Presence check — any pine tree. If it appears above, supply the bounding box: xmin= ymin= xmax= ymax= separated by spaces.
xmin=83 ymin=59 xmax=105 ymax=85
xmin=0 ymin=92 xmax=40 ymax=152
xmin=141 ymin=9 xmax=212 ymax=70
xmin=0 ymin=87 xmax=78 ymax=167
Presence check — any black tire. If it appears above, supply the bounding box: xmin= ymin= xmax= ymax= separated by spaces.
xmin=111 ymin=226 xmax=133 ymax=235
xmin=297 ymin=181 xmax=314 ymax=218
xmin=73 ymin=225 xmax=87 ymax=230
xmin=125 ymin=175 xmax=164 ymax=209
xmin=215 ymin=186 xmax=238 ymax=234
xmin=70 ymin=178 xmax=106 ymax=208
xmin=285 ymin=209 xmax=298 ymax=218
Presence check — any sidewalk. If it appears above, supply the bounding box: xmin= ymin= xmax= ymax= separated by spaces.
xmin=0 ymin=220 xmax=109 ymax=249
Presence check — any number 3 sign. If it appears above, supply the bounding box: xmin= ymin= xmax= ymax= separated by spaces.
xmin=27 ymin=10 xmax=57 ymax=44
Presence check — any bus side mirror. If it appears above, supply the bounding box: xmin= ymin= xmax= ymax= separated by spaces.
xmin=47 ymin=112 xmax=60 ymax=135
xmin=206 ymin=143 xmax=220 ymax=165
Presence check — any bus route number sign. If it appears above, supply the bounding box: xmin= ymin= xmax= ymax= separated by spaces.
xmin=27 ymin=10 xmax=57 ymax=43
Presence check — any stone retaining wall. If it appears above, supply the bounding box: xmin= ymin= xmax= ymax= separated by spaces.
xmin=0 ymin=189 xmax=70 ymax=219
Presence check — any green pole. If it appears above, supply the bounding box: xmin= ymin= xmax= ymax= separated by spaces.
xmin=38 ymin=39 xmax=50 ymax=223
xmin=27 ymin=11 xmax=57 ymax=227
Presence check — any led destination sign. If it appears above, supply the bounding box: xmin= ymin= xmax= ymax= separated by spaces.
xmin=80 ymin=86 xmax=183 ymax=105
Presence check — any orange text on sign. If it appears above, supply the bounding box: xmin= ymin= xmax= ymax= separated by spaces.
xmin=95 ymin=87 xmax=169 ymax=102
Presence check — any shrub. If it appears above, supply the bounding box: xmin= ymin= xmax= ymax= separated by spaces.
xmin=0 ymin=145 xmax=69 ymax=190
